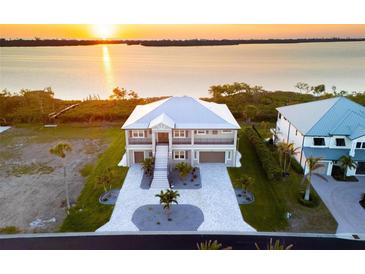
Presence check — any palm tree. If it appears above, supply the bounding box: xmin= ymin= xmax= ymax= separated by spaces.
xmin=197 ymin=240 xmax=232 ymax=250
xmin=255 ymin=238 xmax=293 ymax=250
xmin=175 ymin=162 xmax=192 ymax=181
xmin=238 ymin=175 xmax=254 ymax=194
xmin=338 ymin=155 xmax=358 ymax=180
xmin=302 ymin=157 xmax=327 ymax=201
xmin=50 ymin=143 xmax=72 ymax=210
xmin=276 ymin=142 xmax=287 ymax=169
xmin=285 ymin=143 xmax=300 ymax=173
xmin=155 ymin=189 xmax=180 ymax=218
xmin=141 ymin=157 xmax=154 ymax=177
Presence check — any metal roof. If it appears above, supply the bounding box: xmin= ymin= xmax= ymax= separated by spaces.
xmin=277 ymin=97 xmax=365 ymax=137
xmin=122 ymin=96 xmax=240 ymax=129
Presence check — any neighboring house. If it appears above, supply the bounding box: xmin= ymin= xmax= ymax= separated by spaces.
xmin=119 ymin=96 xmax=241 ymax=188
xmin=273 ymin=97 xmax=365 ymax=176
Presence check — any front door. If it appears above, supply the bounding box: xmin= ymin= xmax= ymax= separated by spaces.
xmin=157 ymin=132 xmax=169 ymax=144
xmin=134 ymin=151 xmax=144 ymax=163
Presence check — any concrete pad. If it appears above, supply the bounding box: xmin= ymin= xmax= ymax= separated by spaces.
xmin=312 ymin=175 xmax=365 ymax=234
xmin=97 ymin=164 xmax=255 ymax=232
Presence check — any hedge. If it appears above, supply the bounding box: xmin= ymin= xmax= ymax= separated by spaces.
xmin=290 ymin=157 xmax=304 ymax=174
xmin=244 ymin=127 xmax=282 ymax=181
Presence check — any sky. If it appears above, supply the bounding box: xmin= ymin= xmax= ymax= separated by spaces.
xmin=1 ymin=24 xmax=365 ymax=40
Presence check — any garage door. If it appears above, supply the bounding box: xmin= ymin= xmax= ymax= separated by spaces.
xmin=199 ymin=152 xmax=225 ymax=163
xmin=315 ymin=161 xmax=329 ymax=175
xmin=134 ymin=151 xmax=144 ymax=163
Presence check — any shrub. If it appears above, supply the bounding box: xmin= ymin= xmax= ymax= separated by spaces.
xmin=297 ymin=190 xmax=320 ymax=208
xmin=244 ymin=127 xmax=282 ymax=181
xmin=79 ymin=163 xmax=94 ymax=177
xmin=290 ymin=157 xmax=304 ymax=174
xmin=0 ymin=226 xmax=19 ymax=234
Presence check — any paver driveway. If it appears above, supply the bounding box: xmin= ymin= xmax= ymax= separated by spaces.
xmin=312 ymin=176 xmax=365 ymax=234
xmin=98 ymin=164 xmax=254 ymax=232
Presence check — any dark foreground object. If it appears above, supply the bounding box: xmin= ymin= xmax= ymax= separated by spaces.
xmin=0 ymin=232 xmax=364 ymax=250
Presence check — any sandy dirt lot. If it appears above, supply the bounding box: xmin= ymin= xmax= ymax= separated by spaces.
xmin=0 ymin=126 xmax=109 ymax=232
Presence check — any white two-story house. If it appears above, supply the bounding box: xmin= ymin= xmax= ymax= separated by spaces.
xmin=273 ymin=97 xmax=365 ymax=176
xmin=119 ymin=96 xmax=241 ymax=188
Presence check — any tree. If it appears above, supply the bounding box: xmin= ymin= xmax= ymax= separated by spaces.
xmin=301 ymin=157 xmax=327 ymax=201
xmin=155 ymin=189 xmax=180 ymax=218
xmin=141 ymin=158 xmax=154 ymax=177
xmin=277 ymin=142 xmax=299 ymax=174
xmin=243 ymin=104 xmax=258 ymax=123
xmin=238 ymin=175 xmax=254 ymax=194
xmin=109 ymin=87 xmax=127 ymax=100
xmin=128 ymin=90 xmax=139 ymax=99
xmin=49 ymin=143 xmax=72 ymax=210
xmin=312 ymin=84 xmax=326 ymax=96
xmin=295 ymin=82 xmax=310 ymax=93
xmin=338 ymin=155 xmax=358 ymax=180
xmin=95 ymin=168 xmax=113 ymax=192
xmin=175 ymin=162 xmax=192 ymax=181
xmin=285 ymin=143 xmax=300 ymax=173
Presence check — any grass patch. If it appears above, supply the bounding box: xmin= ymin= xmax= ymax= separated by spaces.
xmin=79 ymin=163 xmax=94 ymax=177
xmin=0 ymin=226 xmax=20 ymax=234
xmin=59 ymin=130 xmax=128 ymax=232
xmin=10 ymin=162 xmax=54 ymax=176
xmin=229 ymin=127 xmax=337 ymax=233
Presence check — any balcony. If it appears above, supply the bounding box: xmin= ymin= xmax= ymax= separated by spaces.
xmin=172 ymin=138 xmax=192 ymax=144
xmin=194 ymin=138 xmax=234 ymax=145
xmin=128 ymin=138 xmax=152 ymax=145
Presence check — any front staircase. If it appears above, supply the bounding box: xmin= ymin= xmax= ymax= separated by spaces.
xmin=151 ymin=145 xmax=170 ymax=189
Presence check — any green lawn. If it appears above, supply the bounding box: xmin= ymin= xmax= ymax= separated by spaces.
xmin=60 ymin=127 xmax=128 ymax=232
xmin=228 ymin=127 xmax=337 ymax=233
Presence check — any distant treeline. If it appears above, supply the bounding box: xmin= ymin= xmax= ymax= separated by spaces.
xmin=2 ymin=83 xmax=365 ymax=125
xmin=1 ymin=38 xmax=365 ymax=47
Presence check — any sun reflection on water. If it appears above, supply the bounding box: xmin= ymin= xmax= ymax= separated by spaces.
xmin=102 ymin=45 xmax=115 ymax=97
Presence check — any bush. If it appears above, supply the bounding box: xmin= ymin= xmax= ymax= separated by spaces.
xmin=79 ymin=163 xmax=94 ymax=177
xmin=244 ymin=127 xmax=282 ymax=181
xmin=0 ymin=226 xmax=19 ymax=234
xmin=291 ymin=157 xmax=304 ymax=174
xmin=297 ymin=190 xmax=320 ymax=208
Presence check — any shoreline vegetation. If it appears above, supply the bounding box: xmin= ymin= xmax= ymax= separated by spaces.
xmin=2 ymin=83 xmax=365 ymax=126
xmin=1 ymin=37 xmax=365 ymax=47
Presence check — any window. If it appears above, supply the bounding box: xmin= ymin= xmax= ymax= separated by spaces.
xmin=356 ymin=142 xmax=362 ymax=148
xmin=222 ymin=130 xmax=233 ymax=134
xmin=295 ymin=130 xmax=298 ymax=136
xmin=227 ymin=151 xmax=232 ymax=160
xmin=173 ymin=130 xmax=185 ymax=138
xmin=197 ymin=130 xmax=206 ymax=135
xmin=212 ymin=130 xmax=218 ymax=135
xmin=173 ymin=150 xmax=186 ymax=160
xmin=313 ymin=137 xmax=325 ymax=146
xmin=335 ymin=138 xmax=346 ymax=147
xmin=362 ymin=143 xmax=365 ymax=149
xmin=131 ymin=130 xmax=144 ymax=138
xmin=279 ymin=114 xmax=282 ymax=119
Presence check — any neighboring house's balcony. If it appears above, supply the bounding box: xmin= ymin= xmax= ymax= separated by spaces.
xmin=194 ymin=138 xmax=234 ymax=145
xmin=128 ymin=138 xmax=152 ymax=145
xmin=172 ymin=138 xmax=192 ymax=144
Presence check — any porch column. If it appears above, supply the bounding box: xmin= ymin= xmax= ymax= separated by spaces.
xmin=191 ymin=149 xmax=194 ymax=166
xmin=152 ymin=129 xmax=156 ymax=156
xmin=350 ymin=141 xmax=356 ymax=157
xmin=191 ymin=130 xmax=194 ymax=145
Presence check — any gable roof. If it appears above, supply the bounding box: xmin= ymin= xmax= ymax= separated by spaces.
xmin=122 ymin=96 xmax=240 ymax=129
xmin=277 ymin=97 xmax=365 ymax=138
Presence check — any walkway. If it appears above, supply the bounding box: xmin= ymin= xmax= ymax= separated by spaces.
xmin=97 ymin=164 xmax=255 ymax=232
xmin=312 ymin=175 xmax=365 ymax=234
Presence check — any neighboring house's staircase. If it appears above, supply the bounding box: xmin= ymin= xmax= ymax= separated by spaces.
xmin=151 ymin=145 xmax=170 ymax=189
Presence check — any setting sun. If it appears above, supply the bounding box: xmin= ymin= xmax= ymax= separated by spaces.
xmin=92 ymin=24 xmax=115 ymax=39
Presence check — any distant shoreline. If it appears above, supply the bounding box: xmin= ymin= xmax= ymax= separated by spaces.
xmin=1 ymin=38 xmax=365 ymax=47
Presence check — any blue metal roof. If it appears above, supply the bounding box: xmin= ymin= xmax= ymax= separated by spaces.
xmin=308 ymin=97 xmax=365 ymax=137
